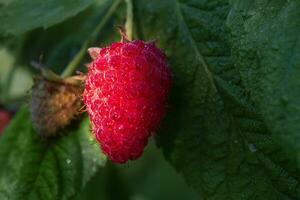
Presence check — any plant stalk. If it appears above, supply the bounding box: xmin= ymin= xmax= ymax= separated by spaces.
xmin=61 ymin=0 xmax=122 ymax=78
xmin=125 ymin=0 xmax=133 ymax=41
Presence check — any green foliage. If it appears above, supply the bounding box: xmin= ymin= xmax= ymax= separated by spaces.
xmin=0 ymin=0 xmax=300 ymax=199
xmin=0 ymin=0 xmax=102 ymax=35
xmin=227 ymin=0 xmax=300 ymax=165
xmin=135 ymin=0 xmax=300 ymax=199
xmin=0 ymin=107 xmax=106 ymax=199
xmin=11 ymin=0 xmax=123 ymax=74
xmin=77 ymin=141 xmax=199 ymax=200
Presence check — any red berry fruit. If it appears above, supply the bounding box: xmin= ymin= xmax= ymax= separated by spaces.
xmin=83 ymin=40 xmax=171 ymax=163
xmin=0 ymin=110 xmax=11 ymax=134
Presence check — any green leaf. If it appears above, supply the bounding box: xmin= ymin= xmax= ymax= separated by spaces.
xmin=227 ymin=0 xmax=300 ymax=165
xmin=0 ymin=0 xmax=103 ymax=35
xmin=135 ymin=0 xmax=300 ymax=199
xmin=0 ymin=107 xmax=106 ymax=200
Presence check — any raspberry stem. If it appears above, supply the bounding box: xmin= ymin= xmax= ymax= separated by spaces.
xmin=61 ymin=0 xmax=122 ymax=78
xmin=125 ymin=0 xmax=133 ymax=41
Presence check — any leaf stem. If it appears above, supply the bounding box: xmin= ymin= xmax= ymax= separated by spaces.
xmin=125 ymin=0 xmax=133 ymax=41
xmin=61 ymin=0 xmax=122 ymax=78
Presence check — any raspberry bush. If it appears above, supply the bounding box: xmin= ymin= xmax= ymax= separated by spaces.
xmin=0 ymin=0 xmax=299 ymax=200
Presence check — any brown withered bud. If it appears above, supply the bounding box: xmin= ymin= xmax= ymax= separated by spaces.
xmin=30 ymin=75 xmax=85 ymax=137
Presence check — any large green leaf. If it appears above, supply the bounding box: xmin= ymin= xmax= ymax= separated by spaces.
xmin=227 ymin=0 xmax=300 ymax=166
xmin=0 ymin=0 xmax=102 ymax=35
xmin=0 ymin=107 xmax=106 ymax=200
xmin=135 ymin=0 xmax=300 ymax=199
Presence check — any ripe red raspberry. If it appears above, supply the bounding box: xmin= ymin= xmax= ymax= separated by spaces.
xmin=83 ymin=40 xmax=171 ymax=163
xmin=0 ymin=110 xmax=11 ymax=134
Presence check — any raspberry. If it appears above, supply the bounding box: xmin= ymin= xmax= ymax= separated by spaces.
xmin=0 ymin=109 xmax=11 ymax=134
xmin=83 ymin=40 xmax=171 ymax=163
